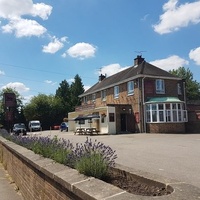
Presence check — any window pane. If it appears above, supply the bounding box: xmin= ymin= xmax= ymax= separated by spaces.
xmin=152 ymin=104 xmax=157 ymax=110
xmin=173 ymin=110 xmax=177 ymax=121
xmin=127 ymin=81 xmax=134 ymax=94
xmin=172 ymin=103 xmax=176 ymax=109
xmin=146 ymin=104 xmax=150 ymax=110
xmin=114 ymin=86 xmax=119 ymax=98
xmin=156 ymin=79 xmax=165 ymax=94
xmin=166 ymin=110 xmax=171 ymax=122
xmin=159 ymin=111 xmax=164 ymax=122
xmin=166 ymin=104 xmax=170 ymax=109
xmin=146 ymin=111 xmax=151 ymax=122
xmin=177 ymin=83 xmax=182 ymax=95
xmin=158 ymin=104 xmax=163 ymax=110
xmin=152 ymin=111 xmax=157 ymax=122
xmin=109 ymin=113 xmax=115 ymax=122
xmin=101 ymin=90 xmax=106 ymax=101
xmin=178 ymin=111 xmax=182 ymax=121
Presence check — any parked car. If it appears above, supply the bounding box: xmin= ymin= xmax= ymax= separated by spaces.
xmin=52 ymin=125 xmax=60 ymax=130
xmin=28 ymin=120 xmax=41 ymax=132
xmin=12 ymin=123 xmax=27 ymax=135
xmin=60 ymin=122 xmax=68 ymax=132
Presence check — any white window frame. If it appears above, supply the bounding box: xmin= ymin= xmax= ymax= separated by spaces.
xmin=156 ymin=79 xmax=165 ymax=94
xmin=127 ymin=81 xmax=134 ymax=95
xmin=146 ymin=103 xmax=187 ymax=123
xmin=101 ymin=90 xmax=106 ymax=101
xmin=83 ymin=96 xmax=87 ymax=104
xmin=92 ymin=93 xmax=96 ymax=102
xmin=114 ymin=86 xmax=119 ymax=99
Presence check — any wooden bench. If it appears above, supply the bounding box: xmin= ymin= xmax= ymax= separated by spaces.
xmin=85 ymin=128 xmax=99 ymax=135
xmin=74 ymin=128 xmax=86 ymax=135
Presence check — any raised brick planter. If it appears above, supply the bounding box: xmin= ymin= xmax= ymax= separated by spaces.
xmin=0 ymin=136 xmax=199 ymax=200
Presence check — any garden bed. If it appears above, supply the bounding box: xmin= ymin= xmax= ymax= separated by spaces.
xmin=0 ymin=131 xmax=172 ymax=197
xmin=105 ymin=170 xmax=172 ymax=196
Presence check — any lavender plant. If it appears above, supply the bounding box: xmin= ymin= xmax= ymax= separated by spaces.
xmin=67 ymin=137 xmax=117 ymax=179
xmin=0 ymin=131 xmax=117 ymax=180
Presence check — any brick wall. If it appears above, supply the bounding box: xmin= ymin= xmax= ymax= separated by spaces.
xmin=0 ymin=137 xmax=131 ymax=200
xmin=146 ymin=123 xmax=185 ymax=133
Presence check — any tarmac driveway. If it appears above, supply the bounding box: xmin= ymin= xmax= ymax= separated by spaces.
xmin=30 ymin=131 xmax=200 ymax=189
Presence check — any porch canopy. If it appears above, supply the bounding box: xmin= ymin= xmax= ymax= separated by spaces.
xmin=74 ymin=114 xmax=100 ymax=121
xmin=146 ymin=97 xmax=183 ymax=104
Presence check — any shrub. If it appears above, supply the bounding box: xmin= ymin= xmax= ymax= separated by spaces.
xmin=67 ymin=137 xmax=117 ymax=179
xmin=0 ymin=131 xmax=117 ymax=179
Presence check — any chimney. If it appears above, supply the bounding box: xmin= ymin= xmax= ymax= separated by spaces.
xmin=134 ymin=55 xmax=145 ymax=66
xmin=99 ymin=74 xmax=106 ymax=82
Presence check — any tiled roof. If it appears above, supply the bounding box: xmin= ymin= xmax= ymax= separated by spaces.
xmin=81 ymin=61 xmax=179 ymax=96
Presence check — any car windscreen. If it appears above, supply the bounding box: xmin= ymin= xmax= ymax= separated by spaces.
xmin=31 ymin=123 xmax=40 ymax=126
xmin=15 ymin=124 xmax=25 ymax=128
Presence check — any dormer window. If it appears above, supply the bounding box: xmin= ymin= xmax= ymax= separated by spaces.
xmin=156 ymin=79 xmax=165 ymax=94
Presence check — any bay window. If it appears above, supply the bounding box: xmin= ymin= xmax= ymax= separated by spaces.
xmin=146 ymin=102 xmax=187 ymax=123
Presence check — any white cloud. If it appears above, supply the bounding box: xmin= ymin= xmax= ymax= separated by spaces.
xmin=68 ymin=78 xmax=74 ymax=83
xmin=189 ymin=47 xmax=200 ymax=65
xmin=31 ymin=3 xmax=52 ymax=20
xmin=2 ymin=18 xmax=47 ymax=37
xmin=150 ymin=55 xmax=189 ymax=71
xmin=44 ymin=80 xmax=57 ymax=85
xmin=153 ymin=0 xmax=200 ymax=34
xmin=0 ymin=0 xmax=52 ymax=37
xmin=100 ymin=63 xmax=129 ymax=77
xmin=84 ymin=85 xmax=91 ymax=91
xmin=61 ymin=52 xmax=67 ymax=58
xmin=43 ymin=36 xmax=67 ymax=54
xmin=67 ymin=42 xmax=97 ymax=60
xmin=1 ymin=82 xmax=30 ymax=93
xmin=23 ymin=94 xmax=34 ymax=104
xmin=0 ymin=70 xmax=5 ymax=75
xmin=0 ymin=0 xmax=32 ymax=19
xmin=0 ymin=0 xmax=52 ymax=19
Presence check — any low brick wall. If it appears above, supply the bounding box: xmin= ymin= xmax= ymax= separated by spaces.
xmin=0 ymin=136 xmax=200 ymax=200
xmin=146 ymin=123 xmax=185 ymax=133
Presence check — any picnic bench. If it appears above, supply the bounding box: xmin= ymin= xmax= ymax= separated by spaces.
xmin=74 ymin=128 xmax=86 ymax=135
xmin=74 ymin=128 xmax=99 ymax=135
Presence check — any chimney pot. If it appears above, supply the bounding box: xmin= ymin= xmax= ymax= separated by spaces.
xmin=134 ymin=55 xmax=144 ymax=66
xmin=99 ymin=74 xmax=106 ymax=82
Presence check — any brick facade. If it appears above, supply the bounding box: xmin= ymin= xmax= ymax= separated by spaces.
xmin=72 ymin=57 xmax=187 ymax=134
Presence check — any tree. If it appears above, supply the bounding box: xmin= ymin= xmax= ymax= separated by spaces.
xmin=169 ymin=67 xmax=200 ymax=100
xmin=70 ymin=74 xmax=85 ymax=111
xmin=23 ymin=94 xmax=65 ymax=130
xmin=55 ymin=80 xmax=71 ymax=114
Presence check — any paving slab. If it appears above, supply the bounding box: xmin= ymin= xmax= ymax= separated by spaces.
xmin=0 ymin=163 xmax=24 ymax=200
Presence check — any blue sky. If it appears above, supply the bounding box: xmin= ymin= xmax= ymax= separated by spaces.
xmin=0 ymin=0 xmax=200 ymax=103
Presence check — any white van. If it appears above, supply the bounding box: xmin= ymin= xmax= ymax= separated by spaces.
xmin=28 ymin=120 xmax=41 ymax=132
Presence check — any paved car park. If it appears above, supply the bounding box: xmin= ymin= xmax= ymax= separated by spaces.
xmin=30 ymin=130 xmax=200 ymax=189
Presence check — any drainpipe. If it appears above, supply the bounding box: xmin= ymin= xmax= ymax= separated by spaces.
xmin=142 ymin=77 xmax=146 ymax=133
xmin=137 ymin=78 xmax=140 ymax=133
xmin=183 ymin=80 xmax=187 ymax=109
